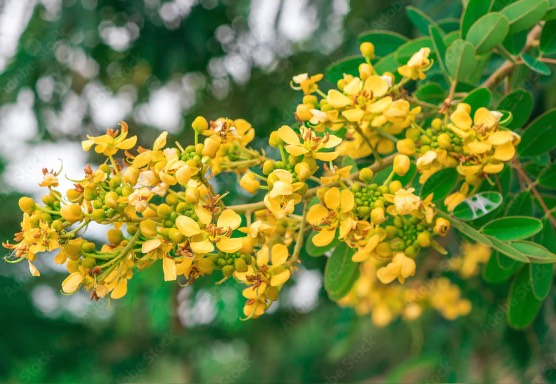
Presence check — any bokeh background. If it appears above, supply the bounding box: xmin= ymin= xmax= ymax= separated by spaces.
xmin=1 ymin=0 xmax=556 ymax=382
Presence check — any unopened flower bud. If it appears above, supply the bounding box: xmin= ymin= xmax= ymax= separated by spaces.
xmin=60 ymin=203 xmax=84 ymax=223
xmin=202 ymin=136 xmax=221 ymax=158
xmin=240 ymin=172 xmax=260 ymax=194
xmin=235 ymin=258 xmax=248 ymax=273
xmin=107 ymin=229 xmax=124 ymax=244
xmin=294 ymin=162 xmax=312 ymax=181
xmin=396 ymin=138 xmax=416 ymax=155
xmin=417 ymin=231 xmax=432 ymax=247
xmin=197 ymin=258 xmax=214 ymax=274
xmin=262 ymin=160 xmax=276 ymax=175
xmin=191 ymin=116 xmax=208 ymax=132
xmin=393 ymin=155 xmax=411 ymax=177
xmin=431 ymin=118 xmax=443 ymax=130
xmin=360 ymin=42 xmax=375 ymax=59
xmin=371 ymin=207 xmax=386 ymax=224
xmin=140 ymin=219 xmax=158 ymax=238
xmin=359 ymin=168 xmax=374 ymax=183
xmin=269 ymin=131 xmax=284 ymax=147
xmin=437 ymin=133 xmax=451 ymax=149
xmin=104 ymin=191 xmax=119 ymax=209
xmin=124 ymin=166 xmax=140 ymax=185
xmin=434 ymin=218 xmax=451 ymax=236
xmin=185 ymin=187 xmax=200 ymax=203
xmin=18 ymin=197 xmax=35 ymax=213
xmin=389 ymin=180 xmax=403 ymax=193
xmin=359 ymin=63 xmax=373 ymax=80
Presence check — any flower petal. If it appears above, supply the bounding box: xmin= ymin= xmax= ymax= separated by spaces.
xmin=163 ymin=257 xmax=177 ymax=281
xmin=277 ymin=125 xmax=301 ymax=145
xmin=271 ymin=243 xmax=289 ymax=266
xmin=142 ymin=239 xmax=162 ymax=253
xmin=327 ymin=90 xmax=352 ymax=109
xmin=216 ymin=237 xmax=243 ymax=253
xmin=324 ymin=187 xmax=341 ymax=210
xmin=62 ymin=272 xmax=84 ymax=294
xmin=176 ymin=216 xmax=202 ymax=237
xmin=312 ymin=229 xmax=335 ymax=247
xmin=217 ymin=209 xmax=242 ymax=230
xmin=271 ymin=270 xmax=291 ymax=287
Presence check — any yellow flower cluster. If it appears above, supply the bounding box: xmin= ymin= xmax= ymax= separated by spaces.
xmin=398 ymin=104 xmax=520 ymax=210
xmin=292 ymin=47 xmax=430 ymax=159
xmin=4 ymin=42 xmax=493 ymax=325
xmin=339 ymin=257 xmax=471 ymax=327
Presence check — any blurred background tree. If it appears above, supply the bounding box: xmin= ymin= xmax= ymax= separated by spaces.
xmin=1 ymin=0 xmax=555 ymax=382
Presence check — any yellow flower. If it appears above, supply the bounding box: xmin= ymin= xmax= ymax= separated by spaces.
xmin=238 ymin=243 xmax=293 ymax=319
xmin=307 ymin=187 xmax=356 ymax=247
xmin=39 ymin=169 xmax=59 ymax=188
xmin=448 ymin=242 xmax=491 ymax=278
xmin=320 ymin=165 xmax=351 ymax=185
xmin=291 ymin=73 xmax=323 ymax=94
xmin=204 ymin=118 xmax=255 ymax=148
xmin=376 ymin=252 xmax=416 ymax=284
xmin=277 ymin=125 xmax=342 ymax=161
xmin=82 ymin=121 xmax=137 ymax=156
xmin=256 ymin=243 xmax=292 ymax=287
xmin=397 ymin=48 xmax=431 ymax=80
xmin=385 ymin=188 xmax=421 ymax=216
xmin=264 ymin=170 xmax=303 ymax=218
xmin=444 ymin=182 xmax=469 ymax=212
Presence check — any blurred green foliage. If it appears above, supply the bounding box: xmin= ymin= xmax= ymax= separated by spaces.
xmin=1 ymin=0 xmax=556 ymax=382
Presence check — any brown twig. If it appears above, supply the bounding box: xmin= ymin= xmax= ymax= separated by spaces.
xmin=513 ymin=159 xmax=556 ymax=228
xmin=481 ymin=25 xmax=543 ymax=89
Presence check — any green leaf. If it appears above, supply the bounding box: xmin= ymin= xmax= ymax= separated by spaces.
xmin=406 ymin=6 xmax=436 ymax=36
xmin=445 ymin=39 xmax=477 ymax=82
xmin=518 ymin=108 xmax=556 ymax=156
xmin=324 ymin=243 xmax=359 ymax=302
xmin=395 ymin=37 xmax=435 ymax=63
xmin=358 ymin=30 xmax=408 ymax=58
xmin=438 ymin=18 xmax=461 ymax=34
xmin=374 ymin=52 xmax=400 ymax=75
xmin=483 ymin=252 xmax=522 ymax=283
xmin=503 ymin=30 xmax=528 ymax=55
xmin=420 ymin=168 xmax=459 ymax=201
xmin=437 ymin=211 xmax=529 ymax=263
xmin=540 ymin=20 xmax=556 ymax=53
xmin=507 ymin=266 xmax=543 ymax=329
xmin=538 ymin=167 xmax=556 ymax=189
xmin=521 ymin=53 xmax=551 ymax=76
xmin=511 ymin=241 xmax=556 ymax=263
xmin=501 ymin=0 xmax=549 ymax=34
xmin=452 ymin=192 xmax=503 ymax=221
xmin=546 ymin=0 xmax=556 ymax=19
xmin=466 ymin=13 xmax=510 ymax=54
xmin=498 ymin=252 xmax=521 ymax=270
xmin=490 ymin=237 xmax=531 ymax=262
xmin=306 ymin=230 xmax=341 ymax=257
xmin=461 ymin=0 xmax=491 ymax=38
xmin=507 ymin=191 xmax=534 ymax=216
xmin=463 ymin=87 xmax=492 ymax=113
xmin=481 ymin=216 xmax=543 ymax=241
xmin=325 ymin=55 xmax=366 ymax=83
xmin=444 ymin=31 xmax=460 ymax=47
xmin=529 ymin=263 xmax=553 ymax=300
xmin=414 ymin=83 xmax=446 ymax=104
xmin=429 ymin=24 xmax=449 ymax=78
xmin=497 ymin=89 xmax=533 ymax=129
